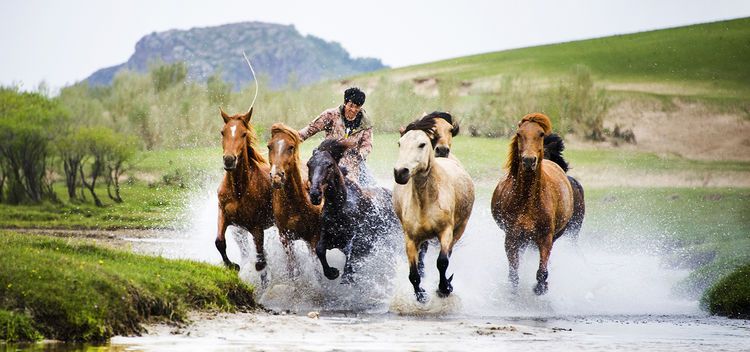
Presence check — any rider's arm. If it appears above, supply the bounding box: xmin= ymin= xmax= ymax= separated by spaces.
xmin=299 ymin=109 xmax=333 ymax=141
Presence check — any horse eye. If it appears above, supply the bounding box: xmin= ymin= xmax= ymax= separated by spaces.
xmin=242 ymin=131 xmax=248 ymax=137
xmin=539 ymin=132 xmax=544 ymax=137
xmin=418 ymin=143 xmax=426 ymax=148
xmin=220 ymin=130 xmax=224 ymax=136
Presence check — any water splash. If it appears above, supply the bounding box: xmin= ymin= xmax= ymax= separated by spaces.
xmin=168 ymin=176 xmax=698 ymax=317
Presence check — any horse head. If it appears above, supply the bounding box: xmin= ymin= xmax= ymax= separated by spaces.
xmin=220 ymin=107 xmax=255 ymax=171
xmin=511 ymin=113 xmax=552 ymax=173
xmin=268 ymin=123 xmax=301 ymax=189
xmin=394 ymin=118 xmax=439 ymax=185
xmin=307 ymin=139 xmax=351 ymax=205
xmin=428 ymin=112 xmax=459 ymax=157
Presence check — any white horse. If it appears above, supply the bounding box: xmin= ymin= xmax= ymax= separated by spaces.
xmin=392 ymin=116 xmax=475 ymax=302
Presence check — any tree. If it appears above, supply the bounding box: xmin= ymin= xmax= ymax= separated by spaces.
xmin=151 ymin=61 xmax=188 ymax=92
xmin=104 ymin=134 xmax=139 ymax=203
xmin=0 ymin=87 xmax=67 ymax=204
xmin=56 ymin=131 xmax=88 ymax=201
xmin=77 ymin=127 xmax=115 ymax=207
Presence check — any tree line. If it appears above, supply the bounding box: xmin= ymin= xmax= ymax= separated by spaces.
xmin=0 ymin=87 xmax=138 ymax=206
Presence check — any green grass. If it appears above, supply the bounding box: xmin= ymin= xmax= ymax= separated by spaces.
xmin=0 ymin=310 xmax=42 ymax=342
xmin=0 ymin=182 xmax=189 ymax=230
xmin=0 ymin=231 xmax=254 ymax=342
xmin=703 ymin=263 xmax=750 ymax=319
xmin=376 ymin=17 xmax=750 ymax=98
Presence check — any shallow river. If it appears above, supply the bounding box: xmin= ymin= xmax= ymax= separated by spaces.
xmin=14 ymin=180 xmax=750 ymax=351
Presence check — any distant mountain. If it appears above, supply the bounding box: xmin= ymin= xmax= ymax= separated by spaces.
xmin=85 ymin=22 xmax=387 ymax=89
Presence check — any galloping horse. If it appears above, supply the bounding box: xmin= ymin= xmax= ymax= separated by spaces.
xmin=267 ymin=123 xmax=321 ymax=272
xmin=216 ymin=107 xmax=274 ymax=272
xmin=307 ymin=139 xmax=400 ymax=283
xmin=491 ymin=113 xmax=585 ymax=295
xmin=393 ymin=116 xmax=475 ymax=302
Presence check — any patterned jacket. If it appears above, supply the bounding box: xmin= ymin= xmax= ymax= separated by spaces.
xmin=299 ymin=106 xmax=373 ymax=181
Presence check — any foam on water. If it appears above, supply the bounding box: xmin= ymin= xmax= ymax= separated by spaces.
xmin=167 ymin=175 xmax=699 ymax=317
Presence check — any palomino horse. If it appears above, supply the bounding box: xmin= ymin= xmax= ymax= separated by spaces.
xmin=491 ymin=113 xmax=585 ymax=295
xmin=393 ymin=116 xmax=475 ymax=302
xmin=267 ymin=123 xmax=321 ymax=272
xmin=216 ymin=107 xmax=274 ymax=272
xmin=307 ymin=139 xmax=400 ymax=283
xmin=402 ymin=112 xmax=460 ymax=158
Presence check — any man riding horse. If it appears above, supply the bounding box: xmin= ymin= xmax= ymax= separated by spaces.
xmin=298 ymin=87 xmax=376 ymax=186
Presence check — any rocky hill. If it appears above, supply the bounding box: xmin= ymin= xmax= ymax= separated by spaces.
xmin=85 ymin=22 xmax=386 ymax=89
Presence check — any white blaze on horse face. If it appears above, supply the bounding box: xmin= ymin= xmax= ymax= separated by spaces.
xmin=230 ymin=125 xmax=237 ymax=138
xmin=395 ymin=130 xmax=432 ymax=176
xmin=270 ymin=139 xmax=286 ymax=174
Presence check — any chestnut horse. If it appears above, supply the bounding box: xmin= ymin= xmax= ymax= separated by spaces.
xmin=216 ymin=107 xmax=274 ymax=272
xmin=491 ymin=113 xmax=585 ymax=295
xmin=267 ymin=123 xmax=321 ymax=272
xmin=393 ymin=116 xmax=475 ymax=302
xmin=307 ymin=139 xmax=400 ymax=283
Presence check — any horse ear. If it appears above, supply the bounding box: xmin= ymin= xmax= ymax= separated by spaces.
xmin=241 ymin=107 xmax=254 ymax=124
xmin=452 ymin=119 xmax=460 ymax=137
xmin=220 ymin=107 xmax=231 ymax=123
xmin=399 ymin=126 xmax=406 ymax=136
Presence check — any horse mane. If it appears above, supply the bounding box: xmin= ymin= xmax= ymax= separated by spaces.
xmin=316 ymin=138 xmax=353 ymax=162
xmin=543 ymin=134 xmax=569 ymax=172
xmin=402 ymin=116 xmax=439 ymax=147
xmin=271 ymin=123 xmax=302 ymax=147
xmin=505 ymin=113 xmax=554 ymax=174
xmin=424 ymin=111 xmax=459 ymax=136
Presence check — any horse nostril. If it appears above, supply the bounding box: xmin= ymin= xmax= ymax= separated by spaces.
xmin=435 ymin=146 xmax=449 ymax=157
xmin=522 ymin=157 xmax=537 ymax=169
xmin=394 ymin=168 xmax=410 ymax=184
xmin=223 ymin=155 xmax=236 ymax=168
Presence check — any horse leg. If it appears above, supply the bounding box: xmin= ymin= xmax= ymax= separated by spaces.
xmin=316 ymin=234 xmax=340 ymax=280
xmin=505 ymin=234 xmax=520 ymax=292
xmin=437 ymin=229 xmax=454 ymax=297
xmin=406 ymin=238 xmax=427 ymax=303
xmin=534 ymin=235 xmax=553 ymax=295
xmin=417 ymin=241 xmax=428 ymax=277
xmin=280 ymin=233 xmax=299 ymax=278
xmin=248 ymin=227 xmax=269 ymax=286
xmin=215 ymin=213 xmax=239 ymax=271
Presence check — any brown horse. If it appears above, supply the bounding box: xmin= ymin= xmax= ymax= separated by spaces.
xmin=491 ymin=113 xmax=585 ymax=295
xmin=393 ymin=116 xmax=475 ymax=302
xmin=267 ymin=123 xmax=321 ymax=272
xmin=216 ymin=107 xmax=274 ymax=272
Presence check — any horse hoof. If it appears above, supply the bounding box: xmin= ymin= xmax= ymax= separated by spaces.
xmin=437 ymin=283 xmax=453 ymax=298
xmin=324 ymin=267 xmax=340 ymax=280
xmin=415 ymin=290 xmax=428 ymax=303
xmin=255 ymin=261 xmax=267 ymax=271
xmin=534 ymin=283 xmax=548 ymax=295
xmin=225 ymin=262 xmax=240 ymax=271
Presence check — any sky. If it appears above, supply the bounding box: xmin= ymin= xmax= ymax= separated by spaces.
xmin=1 ymin=0 xmax=749 ymax=90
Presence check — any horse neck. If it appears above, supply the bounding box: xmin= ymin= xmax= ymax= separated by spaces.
xmin=280 ymin=156 xmax=307 ymax=200
xmin=511 ymin=157 xmax=544 ymax=203
xmin=323 ymin=167 xmax=348 ymax=208
xmin=227 ymin=149 xmax=253 ymax=196
xmin=410 ymin=154 xmax=441 ymax=205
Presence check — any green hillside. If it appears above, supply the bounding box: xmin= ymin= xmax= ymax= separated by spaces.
xmin=379 ymin=17 xmax=750 ymax=97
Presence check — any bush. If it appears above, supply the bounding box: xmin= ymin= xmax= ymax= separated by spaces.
xmin=702 ymin=263 xmax=750 ymax=319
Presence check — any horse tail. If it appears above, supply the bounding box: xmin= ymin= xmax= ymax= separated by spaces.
xmin=543 ymin=133 xmax=569 ymax=173
xmin=565 ymin=175 xmax=585 ymax=243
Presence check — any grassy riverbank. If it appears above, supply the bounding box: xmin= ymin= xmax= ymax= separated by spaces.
xmin=0 ymin=231 xmax=254 ymax=342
